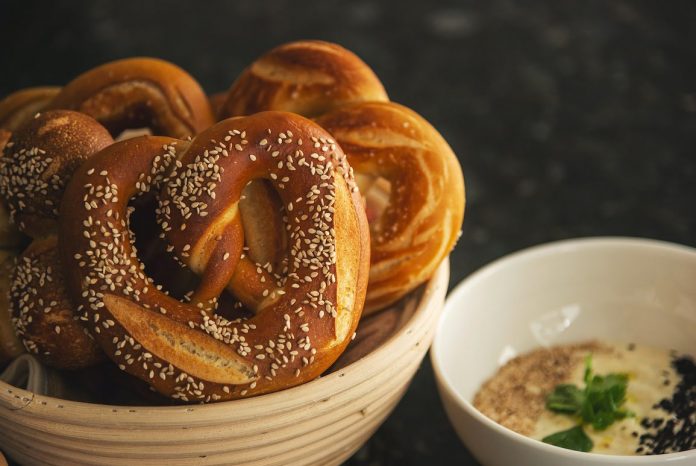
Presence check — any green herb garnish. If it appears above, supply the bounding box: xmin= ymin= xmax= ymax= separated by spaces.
xmin=541 ymin=425 xmax=593 ymax=452
xmin=541 ymin=354 xmax=633 ymax=452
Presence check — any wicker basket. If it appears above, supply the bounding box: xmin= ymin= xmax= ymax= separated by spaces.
xmin=0 ymin=261 xmax=449 ymax=466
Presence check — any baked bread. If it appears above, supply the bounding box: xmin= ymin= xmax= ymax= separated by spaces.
xmin=217 ymin=40 xmax=465 ymax=313
xmin=9 ymin=235 xmax=103 ymax=369
xmin=0 ymin=89 xmax=63 ymax=247
xmin=59 ymin=112 xmax=370 ymax=401
xmin=48 ymin=57 xmax=215 ymax=139
xmin=0 ymin=42 xmax=465 ymax=398
xmin=0 ymin=111 xmax=113 ymax=369
xmin=219 ymin=40 xmax=388 ymax=118
xmin=0 ymin=87 xmax=61 ymax=132
xmin=316 ymin=102 xmax=464 ymax=312
xmin=0 ymin=110 xmax=114 ymax=237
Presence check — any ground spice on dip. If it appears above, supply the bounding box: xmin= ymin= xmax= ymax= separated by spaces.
xmin=474 ymin=341 xmax=696 ymax=456
xmin=472 ymin=341 xmax=605 ymax=435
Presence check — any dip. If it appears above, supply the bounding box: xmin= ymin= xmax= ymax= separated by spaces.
xmin=473 ymin=341 xmax=696 ymax=455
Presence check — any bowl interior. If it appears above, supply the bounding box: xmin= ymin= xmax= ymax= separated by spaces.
xmin=435 ymin=237 xmax=696 ymax=406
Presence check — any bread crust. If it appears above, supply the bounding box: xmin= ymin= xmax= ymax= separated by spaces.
xmin=49 ymin=58 xmax=215 ymax=139
xmin=317 ymin=101 xmax=464 ymax=312
xmin=0 ymin=87 xmax=61 ymax=132
xmin=59 ymin=113 xmax=370 ymax=401
xmin=220 ymin=41 xmax=388 ymax=118
xmin=9 ymin=236 xmax=103 ymax=369
xmin=0 ymin=110 xmax=114 ymax=237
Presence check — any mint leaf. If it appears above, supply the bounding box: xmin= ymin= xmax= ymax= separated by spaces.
xmin=542 ymin=425 xmax=593 ymax=452
xmin=583 ymin=372 xmax=632 ymax=430
xmin=546 ymin=384 xmax=585 ymax=414
xmin=543 ymin=351 xmax=634 ymax=450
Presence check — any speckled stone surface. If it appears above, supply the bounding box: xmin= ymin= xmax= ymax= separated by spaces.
xmin=1 ymin=1 xmax=695 ymax=464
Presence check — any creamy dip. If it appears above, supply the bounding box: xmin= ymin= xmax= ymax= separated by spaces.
xmin=473 ymin=341 xmax=696 ymax=455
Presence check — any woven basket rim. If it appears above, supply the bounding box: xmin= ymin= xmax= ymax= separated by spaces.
xmin=0 ymin=260 xmax=449 ymax=418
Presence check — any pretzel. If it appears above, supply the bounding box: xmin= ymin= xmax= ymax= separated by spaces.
xmin=48 ymin=57 xmax=215 ymax=139
xmin=59 ymin=112 xmax=370 ymax=401
xmin=219 ymin=40 xmax=465 ymax=313
xmin=0 ymin=111 xmax=113 ymax=368
xmin=316 ymin=102 xmax=464 ymax=312
xmin=219 ymin=40 xmax=388 ymax=119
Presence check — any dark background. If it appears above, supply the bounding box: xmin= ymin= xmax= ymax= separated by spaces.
xmin=1 ymin=1 xmax=695 ymax=464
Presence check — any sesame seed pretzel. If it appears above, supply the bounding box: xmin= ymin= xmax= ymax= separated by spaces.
xmin=0 ymin=111 xmax=114 ymax=368
xmin=0 ymin=111 xmax=114 ymax=237
xmin=0 ymin=87 xmax=62 ymax=247
xmin=59 ymin=112 xmax=370 ymax=401
xmin=10 ymin=235 xmax=104 ymax=369
xmin=218 ymin=40 xmax=465 ymax=314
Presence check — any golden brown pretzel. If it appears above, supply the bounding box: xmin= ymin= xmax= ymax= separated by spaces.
xmin=215 ymin=40 xmax=387 ymax=312
xmin=316 ymin=102 xmax=464 ymax=312
xmin=48 ymin=57 xmax=215 ymax=139
xmin=0 ymin=86 xmax=61 ymax=132
xmin=218 ymin=41 xmax=465 ymax=313
xmin=10 ymin=235 xmax=103 ymax=369
xmin=219 ymin=40 xmax=388 ymax=118
xmin=60 ymin=112 xmax=370 ymax=401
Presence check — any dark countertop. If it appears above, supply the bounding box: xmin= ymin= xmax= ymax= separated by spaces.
xmin=1 ymin=1 xmax=695 ymax=464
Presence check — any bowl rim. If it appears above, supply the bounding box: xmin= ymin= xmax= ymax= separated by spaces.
xmin=0 ymin=260 xmax=449 ymax=420
xmin=431 ymin=236 xmax=696 ymax=463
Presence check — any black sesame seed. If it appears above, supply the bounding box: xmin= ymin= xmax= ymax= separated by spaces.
xmin=638 ymin=354 xmax=696 ymax=454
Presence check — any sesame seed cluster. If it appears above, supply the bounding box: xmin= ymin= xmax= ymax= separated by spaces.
xmin=0 ymin=111 xmax=113 ymax=237
xmin=638 ymin=354 xmax=696 ymax=454
xmin=0 ymin=111 xmax=113 ymax=369
xmin=9 ymin=236 xmax=103 ymax=369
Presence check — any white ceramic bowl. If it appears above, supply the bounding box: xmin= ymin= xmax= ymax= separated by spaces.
xmin=431 ymin=237 xmax=696 ymax=466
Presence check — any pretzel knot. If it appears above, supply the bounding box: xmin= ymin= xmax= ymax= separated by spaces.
xmin=218 ymin=40 xmax=465 ymax=314
xmin=60 ymin=111 xmax=370 ymax=402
